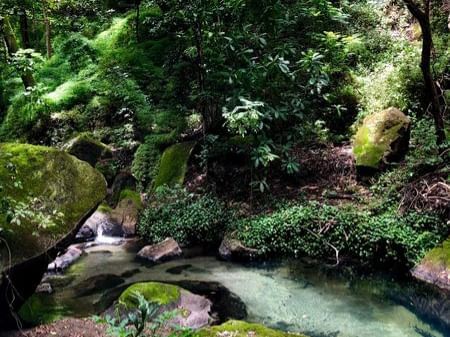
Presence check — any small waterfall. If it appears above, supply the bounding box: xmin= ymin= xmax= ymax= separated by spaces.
xmin=95 ymin=223 xmax=123 ymax=245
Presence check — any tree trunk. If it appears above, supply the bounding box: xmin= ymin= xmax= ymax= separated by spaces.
xmin=135 ymin=0 xmax=141 ymax=42
xmin=193 ymin=17 xmax=222 ymax=134
xmin=19 ymin=7 xmax=31 ymax=49
xmin=420 ymin=16 xmax=446 ymax=145
xmin=0 ymin=16 xmax=35 ymax=90
xmin=42 ymin=0 xmax=52 ymax=58
xmin=404 ymin=0 xmax=446 ymax=145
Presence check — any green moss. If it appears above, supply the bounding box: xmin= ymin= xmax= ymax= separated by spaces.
xmin=18 ymin=293 xmax=72 ymax=325
xmin=119 ymin=282 xmax=181 ymax=308
xmin=97 ymin=202 xmax=113 ymax=214
xmin=421 ymin=239 xmax=450 ymax=269
xmin=353 ymin=107 xmax=410 ymax=168
xmin=199 ymin=320 xmax=308 ymax=337
xmin=0 ymin=143 xmax=106 ymax=269
xmin=66 ymin=257 xmax=86 ymax=277
xmin=119 ymin=189 xmax=143 ymax=209
xmin=153 ymin=142 xmax=196 ymax=189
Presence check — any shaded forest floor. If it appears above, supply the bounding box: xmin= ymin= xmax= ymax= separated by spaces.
xmin=0 ymin=318 xmax=106 ymax=337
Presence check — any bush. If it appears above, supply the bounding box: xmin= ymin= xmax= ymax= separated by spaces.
xmin=138 ymin=187 xmax=232 ymax=246
xmin=237 ymin=201 xmax=446 ymax=267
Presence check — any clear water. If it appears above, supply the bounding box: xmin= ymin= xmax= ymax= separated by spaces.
xmin=34 ymin=241 xmax=449 ymax=337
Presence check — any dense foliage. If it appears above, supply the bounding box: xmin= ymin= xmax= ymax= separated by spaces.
xmin=138 ymin=187 xmax=232 ymax=246
xmin=0 ymin=0 xmax=448 ymax=271
xmin=237 ymin=201 xmax=446 ymax=267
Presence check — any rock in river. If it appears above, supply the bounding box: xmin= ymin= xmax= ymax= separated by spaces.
xmin=48 ymin=245 xmax=83 ymax=272
xmin=412 ymin=238 xmax=450 ymax=291
xmin=137 ymin=238 xmax=182 ymax=263
xmin=219 ymin=233 xmax=259 ymax=261
xmin=118 ymin=282 xmax=212 ymax=329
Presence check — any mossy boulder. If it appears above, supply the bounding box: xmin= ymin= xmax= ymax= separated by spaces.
xmin=353 ymin=107 xmax=410 ymax=169
xmin=0 ymin=143 xmax=107 ymax=268
xmin=412 ymin=239 xmax=450 ymax=291
xmin=119 ymin=282 xmax=181 ymax=308
xmin=153 ymin=141 xmax=196 ymax=189
xmin=118 ymin=282 xmax=212 ymax=328
xmin=199 ymin=320 xmax=308 ymax=337
xmin=0 ymin=143 xmax=106 ymax=327
xmin=64 ymin=134 xmax=112 ymax=166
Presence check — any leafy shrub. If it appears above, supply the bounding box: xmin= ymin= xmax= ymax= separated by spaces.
xmin=138 ymin=187 xmax=232 ymax=246
xmin=355 ymin=43 xmax=422 ymax=121
xmin=237 ymin=201 xmax=446 ymax=266
xmin=55 ymin=33 xmax=98 ymax=72
xmin=94 ymin=292 xmax=195 ymax=337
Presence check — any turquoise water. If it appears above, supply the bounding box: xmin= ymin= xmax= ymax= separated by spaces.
xmin=27 ymin=242 xmax=449 ymax=337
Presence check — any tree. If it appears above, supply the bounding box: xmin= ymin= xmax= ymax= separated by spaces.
xmin=18 ymin=4 xmax=31 ymax=49
xmin=135 ymin=0 xmax=142 ymax=42
xmin=0 ymin=15 xmax=35 ymax=89
xmin=42 ymin=0 xmax=52 ymax=58
xmin=403 ymin=0 xmax=446 ymax=145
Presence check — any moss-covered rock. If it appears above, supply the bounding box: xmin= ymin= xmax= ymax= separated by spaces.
xmin=153 ymin=141 xmax=196 ymax=189
xmin=412 ymin=239 xmax=450 ymax=291
xmin=119 ymin=282 xmax=181 ymax=308
xmin=199 ymin=320 xmax=308 ymax=337
xmin=64 ymin=134 xmax=112 ymax=166
xmin=18 ymin=293 xmax=72 ymax=325
xmin=0 ymin=143 xmax=107 ymax=269
xmin=353 ymin=107 xmax=410 ymax=169
xmin=118 ymin=281 xmax=212 ymax=329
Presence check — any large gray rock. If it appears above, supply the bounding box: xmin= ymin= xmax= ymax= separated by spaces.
xmin=48 ymin=245 xmax=83 ymax=272
xmin=219 ymin=233 xmax=259 ymax=261
xmin=173 ymin=291 xmax=212 ymax=329
xmin=137 ymin=238 xmax=182 ymax=263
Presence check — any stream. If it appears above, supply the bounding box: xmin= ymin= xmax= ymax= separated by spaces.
xmin=26 ymin=234 xmax=450 ymax=337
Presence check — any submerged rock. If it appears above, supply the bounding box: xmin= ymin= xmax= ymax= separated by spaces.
xmin=48 ymin=245 xmax=83 ymax=272
xmin=353 ymin=107 xmax=410 ymax=170
xmin=219 ymin=233 xmax=259 ymax=261
xmin=137 ymin=238 xmax=182 ymax=263
xmin=412 ymin=238 xmax=450 ymax=291
xmin=74 ymin=274 xmax=125 ymax=297
xmin=199 ymin=320 xmax=308 ymax=337
xmin=64 ymin=134 xmax=112 ymax=167
xmin=0 ymin=143 xmax=106 ymax=328
xmin=118 ymin=282 xmax=212 ymax=329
